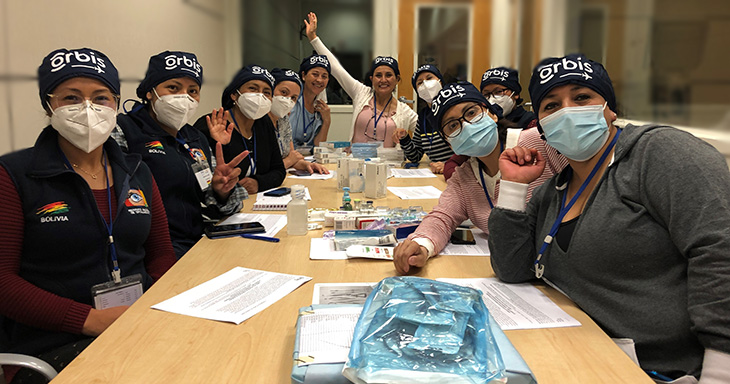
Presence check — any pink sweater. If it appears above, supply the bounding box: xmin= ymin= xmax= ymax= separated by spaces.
xmin=409 ymin=128 xmax=568 ymax=256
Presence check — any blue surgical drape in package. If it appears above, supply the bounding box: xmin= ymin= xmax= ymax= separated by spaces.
xmin=342 ymin=276 xmax=506 ymax=384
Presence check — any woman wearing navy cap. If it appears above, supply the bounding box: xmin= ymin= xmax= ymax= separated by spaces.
xmin=305 ymin=12 xmax=418 ymax=147
xmin=0 ymin=48 xmax=175 ymax=382
xmin=393 ymin=64 xmax=454 ymax=174
xmin=115 ymin=51 xmax=248 ymax=259
xmin=393 ymin=82 xmax=566 ymax=275
xmin=289 ymin=54 xmax=332 ymax=150
xmin=444 ymin=67 xmax=536 ymax=180
xmin=490 ymin=54 xmax=730 ymax=382
xmin=194 ymin=65 xmax=286 ymax=194
xmin=268 ymin=68 xmax=328 ymax=174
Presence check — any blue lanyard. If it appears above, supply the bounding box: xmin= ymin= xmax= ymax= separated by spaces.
xmin=420 ymin=108 xmax=434 ymax=149
xmin=61 ymin=149 xmax=121 ymax=283
xmin=534 ymin=129 xmax=621 ymax=278
xmin=174 ymin=135 xmax=203 ymax=163
xmin=371 ymin=95 xmax=392 ymax=139
xmin=230 ymin=110 xmax=257 ymax=175
xmin=300 ymin=98 xmax=316 ymax=139
xmin=478 ymin=165 xmax=495 ymax=209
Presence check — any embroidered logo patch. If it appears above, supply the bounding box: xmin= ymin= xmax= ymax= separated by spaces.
xmin=190 ymin=148 xmax=207 ymax=161
xmin=125 ymin=189 xmax=150 ymax=215
xmin=36 ymin=201 xmax=70 ymax=223
xmin=125 ymin=189 xmax=148 ymax=207
xmin=145 ymin=141 xmax=166 ymax=155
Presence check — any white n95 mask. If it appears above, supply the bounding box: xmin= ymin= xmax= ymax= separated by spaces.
xmin=270 ymin=96 xmax=296 ymax=118
xmin=51 ymin=100 xmax=117 ymax=153
xmin=488 ymin=94 xmax=516 ymax=116
xmin=152 ymin=89 xmax=199 ymax=131
xmin=237 ymin=92 xmax=272 ymax=120
xmin=417 ymin=79 xmax=442 ymax=104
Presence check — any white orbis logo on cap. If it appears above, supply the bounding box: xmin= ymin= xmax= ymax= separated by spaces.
xmin=482 ymin=69 xmax=510 ymax=82
xmin=538 ymin=56 xmax=593 ymax=84
xmin=374 ymin=57 xmax=394 ymax=66
xmin=164 ymin=54 xmax=202 ymax=78
xmin=285 ymin=70 xmax=300 ymax=81
xmin=413 ymin=64 xmax=432 ymax=80
xmin=252 ymin=66 xmax=275 ymax=85
xmin=309 ymin=56 xmax=329 ymax=66
xmin=50 ymin=50 xmax=107 ymax=73
xmin=431 ymin=84 xmax=466 ymax=116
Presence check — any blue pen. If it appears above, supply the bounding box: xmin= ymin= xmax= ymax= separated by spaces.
xmin=646 ymin=370 xmax=673 ymax=382
xmin=241 ymin=234 xmax=280 ymax=243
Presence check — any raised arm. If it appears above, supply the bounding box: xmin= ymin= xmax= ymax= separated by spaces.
xmin=305 ymin=12 xmax=369 ymax=98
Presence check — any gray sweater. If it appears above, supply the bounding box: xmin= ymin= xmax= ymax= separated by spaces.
xmin=488 ymin=124 xmax=730 ymax=378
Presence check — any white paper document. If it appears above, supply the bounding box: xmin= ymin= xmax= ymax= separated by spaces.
xmin=390 ymin=168 xmax=437 ymax=178
xmin=297 ymin=306 xmax=362 ymax=366
xmin=312 ymin=282 xmax=377 ymax=304
xmin=437 ymin=278 xmax=581 ymax=330
xmin=387 ymin=185 xmax=443 ymax=200
xmin=151 ymin=267 xmax=311 ymax=324
xmin=217 ymin=213 xmax=287 ymax=237
xmin=288 ymin=171 xmax=335 ymax=180
xmin=309 ymin=238 xmax=347 ymax=260
xmin=440 ymin=228 xmax=491 ymax=256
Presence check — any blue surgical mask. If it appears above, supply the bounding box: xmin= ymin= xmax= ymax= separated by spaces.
xmin=447 ymin=112 xmax=499 ymax=157
xmin=539 ymin=103 xmax=609 ymax=161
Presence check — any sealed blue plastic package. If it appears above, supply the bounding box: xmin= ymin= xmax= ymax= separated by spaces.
xmin=342 ymin=276 xmax=506 ymax=384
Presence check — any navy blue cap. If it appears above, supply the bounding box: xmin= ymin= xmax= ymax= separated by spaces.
xmin=272 ymin=68 xmax=302 ymax=90
xmin=222 ymin=64 xmax=275 ymax=109
xmin=411 ymin=64 xmax=443 ymax=91
xmin=480 ymin=67 xmax=521 ymax=94
xmin=38 ymin=48 xmax=119 ymax=105
xmin=369 ymin=56 xmax=400 ymax=77
xmin=299 ymin=54 xmax=331 ymax=76
xmin=136 ymin=51 xmax=203 ymax=99
xmin=528 ymin=54 xmax=616 ymax=117
xmin=431 ymin=81 xmax=503 ymax=129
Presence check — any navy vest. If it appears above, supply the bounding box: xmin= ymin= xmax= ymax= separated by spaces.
xmin=117 ymin=104 xmax=215 ymax=256
xmin=0 ymin=127 xmax=155 ymax=355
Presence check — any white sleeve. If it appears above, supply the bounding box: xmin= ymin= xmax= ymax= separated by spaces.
xmin=413 ymin=237 xmax=436 ymax=258
xmin=699 ymin=349 xmax=730 ymax=384
xmin=310 ymin=37 xmax=369 ymax=99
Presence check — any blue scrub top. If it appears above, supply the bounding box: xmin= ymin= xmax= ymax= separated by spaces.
xmin=289 ymin=93 xmax=323 ymax=147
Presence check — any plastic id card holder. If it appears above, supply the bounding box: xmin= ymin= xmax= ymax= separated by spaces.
xmin=91 ymin=273 xmax=144 ymax=310
xmin=192 ymin=161 xmax=212 ymax=192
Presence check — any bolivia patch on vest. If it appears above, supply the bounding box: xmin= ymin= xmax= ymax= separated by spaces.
xmin=36 ymin=201 xmax=70 ymax=223
xmin=125 ymin=189 xmax=150 ymax=215
xmin=145 ymin=141 xmax=166 ymax=155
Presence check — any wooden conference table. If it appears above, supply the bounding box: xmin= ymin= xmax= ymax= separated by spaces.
xmin=51 ymin=165 xmax=652 ymax=384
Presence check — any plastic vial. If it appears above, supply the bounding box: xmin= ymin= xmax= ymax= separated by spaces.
xmin=342 ymin=187 xmax=351 ymax=207
xmin=287 ymin=184 xmax=308 ymax=235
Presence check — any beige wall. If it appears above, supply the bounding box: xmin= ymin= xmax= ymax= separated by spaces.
xmin=0 ymin=0 xmax=241 ymax=154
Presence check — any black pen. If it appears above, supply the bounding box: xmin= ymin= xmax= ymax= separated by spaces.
xmin=240 ymin=234 xmax=280 ymax=243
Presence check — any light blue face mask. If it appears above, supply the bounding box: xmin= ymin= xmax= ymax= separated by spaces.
xmin=447 ymin=112 xmax=499 ymax=158
xmin=539 ymin=103 xmax=609 ymax=161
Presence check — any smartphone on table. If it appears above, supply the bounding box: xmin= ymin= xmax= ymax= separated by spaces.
xmin=204 ymin=222 xmax=266 ymax=238
xmin=289 ymin=169 xmax=312 ymax=177
xmin=450 ymin=228 xmax=476 ymax=245
xmin=263 ymin=187 xmax=291 ymax=197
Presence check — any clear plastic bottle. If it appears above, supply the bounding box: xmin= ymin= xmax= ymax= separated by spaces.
xmin=287 ymin=184 xmax=308 ymax=236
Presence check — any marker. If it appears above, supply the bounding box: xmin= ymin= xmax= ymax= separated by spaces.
xmin=241 ymin=234 xmax=280 ymax=243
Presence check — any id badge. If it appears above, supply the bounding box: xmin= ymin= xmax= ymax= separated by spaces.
xmin=192 ymin=161 xmax=212 ymax=192
xmin=91 ymin=273 xmax=144 ymax=310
